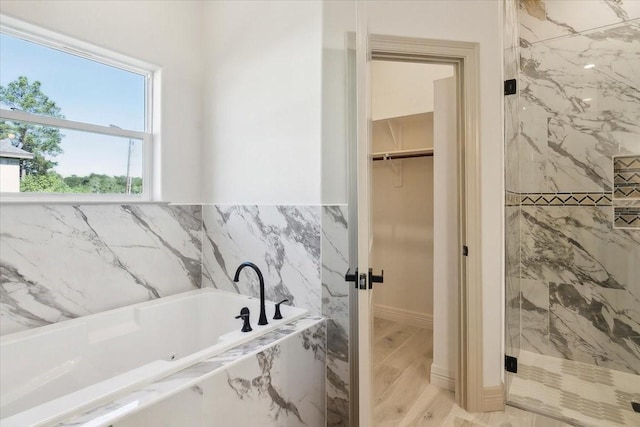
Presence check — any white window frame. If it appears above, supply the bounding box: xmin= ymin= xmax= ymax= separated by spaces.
xmin=0 ymin=16 xmax=157 ymax=203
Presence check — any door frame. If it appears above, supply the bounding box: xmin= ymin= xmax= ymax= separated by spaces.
xmin=351 ymin=35 xmax=485 ymax=416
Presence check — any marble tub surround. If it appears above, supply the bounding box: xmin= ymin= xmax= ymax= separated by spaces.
xmin=202 ymin=205 xmax=322 ymax=314
xmin=0 ymin=204 xmax=202 ymax=336
xmin=322 ymin=205 xmax=350 ymax=426
xmin=202 ymin=204 xmax=351 ymax=426
xmin=58 ymin=315 xmax=326 ymax=427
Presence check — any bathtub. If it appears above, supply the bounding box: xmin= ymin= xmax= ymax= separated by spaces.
xmin=0 ymin=288 xmax=307 ymax=427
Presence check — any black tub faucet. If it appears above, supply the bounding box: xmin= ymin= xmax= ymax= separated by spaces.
xmin=233 ymin=262 xmax=268 ymax=326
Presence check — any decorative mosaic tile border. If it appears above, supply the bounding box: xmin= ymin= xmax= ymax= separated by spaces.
xmin=614 ymin=207 xmax=640 ymax=229
xmin=614 ymin=155 xmax=640 ymax=200
xmin=520 ymin=192 xmax=612 ymax=207
xmin=505 ymin=191 xmax=520 ymax=207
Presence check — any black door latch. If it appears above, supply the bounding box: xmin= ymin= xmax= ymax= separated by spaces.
xmin=345 ymin=268 xmax=358 ymax=289
xmin=368 ymin=268 xmax=384 ymax=289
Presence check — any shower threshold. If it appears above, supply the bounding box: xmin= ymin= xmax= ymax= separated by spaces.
xmin=506 ymin=350 xmax=640 ymax=427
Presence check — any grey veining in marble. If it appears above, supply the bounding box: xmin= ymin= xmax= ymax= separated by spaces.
xmin=202 ymin=205 xmax=322 ymax=314
xmin=520 ymin=205 xmax=640 ymax=373
xmin=508 ymin=1 xmax=640 ymax=383
xmin=0 ymin=204 xmax=202 ymax=336
xmin=519 ymin=19 xmax=640 ymax=194
xmin=322 ymin=205 xmax=350 ymax=426
xmin=519 ymin=0 xmax=640 ymax=46
xmin=202 ymin=320 xmax=326 ymax=426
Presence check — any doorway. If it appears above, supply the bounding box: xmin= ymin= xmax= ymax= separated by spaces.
xmin=370 ymin=59 xmax=455 ymax=426
xmin=348 ymin=35 xmax=485 ymax=426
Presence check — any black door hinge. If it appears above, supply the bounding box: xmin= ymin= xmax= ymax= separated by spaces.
xmin=505 ymin=355 xmax=518 ymax=373
xmin=504 ymin=79 xmax=517 ymax=95
xmin=462 ymin=246 xmax=469 ymax=257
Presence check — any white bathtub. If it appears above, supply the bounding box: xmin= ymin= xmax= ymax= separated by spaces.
xmin=0 ymin=288 xmax=307 ymax=427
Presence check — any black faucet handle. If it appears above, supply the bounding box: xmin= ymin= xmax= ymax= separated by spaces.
xmin=235 ymin=307 xmax=252 ymax=332
xmin=273 ymin=299 xmax=289 ymax=320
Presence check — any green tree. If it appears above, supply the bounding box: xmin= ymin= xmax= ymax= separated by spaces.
xmin=0 ymin=76 xmax=65 ymax=175
xmin=20 ymin=173 xmax=71 ymax=193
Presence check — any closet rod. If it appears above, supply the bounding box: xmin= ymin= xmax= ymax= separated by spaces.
xmin=372 ymin=152 xmax=434 ymax=161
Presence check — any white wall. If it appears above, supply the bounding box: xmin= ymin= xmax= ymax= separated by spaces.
xmin=367 ymin=0 xmax=504 ymax=388
xmin=201 ymin=1 xmax=323 ymax=205
xmin=0 ymin=0 xmax=204 ymax=203
xmin=372 ymin=62 xmax=456 ymax=120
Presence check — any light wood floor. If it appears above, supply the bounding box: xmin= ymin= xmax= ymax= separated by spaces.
xmin=373 ymin=317 xmax=572 ymax=427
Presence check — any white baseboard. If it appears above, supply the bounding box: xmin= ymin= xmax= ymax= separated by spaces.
xmin=374 ymin=304 xmax=433 ymax=329
xmin=482 ymin=384 xmax=504 ymax=412
xmin=430 ymin=363 xmax=455 ymax=391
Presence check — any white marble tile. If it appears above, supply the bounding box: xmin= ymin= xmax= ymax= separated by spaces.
xmin=520 ymin=205 xmax=640 ymax=373
xmin=519 ymin=0 xmax=640 ymax=45
xmin=322 ymin=205 xmax=350 ymax=427
xmin=114 ymin=386 xmax=203 ymax=427
xmin=202 ymin=205 xmax=322 ymax=315
xmin=201 ymin=321 xmax=326 ymax=427
xmin=0 ymin=204 xmax=202 ymax=336
xmin=520 ymin=278 xmax=550 ymax=355
xmin=519 ymin=20 xmax=640 ymax=193
xmin=505 ymin=206 xmax=521 ymax=358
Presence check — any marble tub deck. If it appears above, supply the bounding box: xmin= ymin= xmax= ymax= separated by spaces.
xmin=52 ymin=315 xmax=325 ymax=427
xmin=508 ymin=350 xmax=640 ymax=427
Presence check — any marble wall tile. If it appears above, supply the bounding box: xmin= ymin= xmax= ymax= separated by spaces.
xmin=519 ymin=0 xmax=640 ymax=46
xmin=550 ymin=281 xmax=640 ymax=374
xmin=0 ymin=204 xmax=202 ymax=336
xmin=201 ymin=320 xmax=326 ymax=426
xmin=505 ymin=206 xmax=521 ymax=358
xmin=202 ymin=205 xmax=322 ymax=315
xmin=203 ymin=204 xmax=350 ymax=425
xmin=519 ymin=20 xmax=640 ymax=193
xmin=520 ymin=205 xmax=640 ymax=373
xmin=520 ymin=278 xmax=549 ymax=355
xmin=322 ymin=205 xmax=350 ymax=426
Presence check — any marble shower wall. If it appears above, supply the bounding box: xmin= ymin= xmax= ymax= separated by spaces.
xmin=515 ymin=0 xmax=640 ymax=375
xmin=0 ymin=204 xmax=202 ymax=336
xmin=202 ymin=204 xmax=351 ymax=426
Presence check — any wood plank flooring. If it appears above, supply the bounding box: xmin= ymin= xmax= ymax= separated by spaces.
xmin=373 ymin=317 xmax=573 ymax=427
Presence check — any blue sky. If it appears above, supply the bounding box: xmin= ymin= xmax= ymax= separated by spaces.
xmin=0 ymin=33 xmax=145 ymax=177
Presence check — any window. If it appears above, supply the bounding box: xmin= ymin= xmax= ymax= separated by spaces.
xmin=0 ymin=18 xmax=155 ymax=201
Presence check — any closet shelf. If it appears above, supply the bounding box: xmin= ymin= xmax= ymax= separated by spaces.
xmin=372 ymin=148 xmax=433 ymax=161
